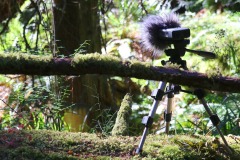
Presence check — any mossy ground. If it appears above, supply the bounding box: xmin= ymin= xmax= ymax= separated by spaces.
xmin=0 ymin=129 xmax=239 ymax=159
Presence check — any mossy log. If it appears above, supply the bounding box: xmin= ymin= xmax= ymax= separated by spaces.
xmin=0 ymin=130 xmax=239 ymax=159
xmin=0 ymin=53 xmax=240 ymax=93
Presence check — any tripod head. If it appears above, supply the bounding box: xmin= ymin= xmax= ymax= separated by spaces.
xmin=160 ymin=27 xmax=216 ymax=69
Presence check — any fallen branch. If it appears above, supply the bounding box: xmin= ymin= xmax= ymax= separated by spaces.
xmin=0 ymin=53 xmax=240 ymax=93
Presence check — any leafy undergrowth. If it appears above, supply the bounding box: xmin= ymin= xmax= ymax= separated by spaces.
xmin=0 ymin=129 xmax=239 ymax=160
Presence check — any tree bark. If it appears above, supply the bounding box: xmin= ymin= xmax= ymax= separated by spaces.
xmin=53 ymin=0 xmax=101 ymax=55
xmin=0 ymin=53 xmax=239 ymax=93
xmin=0 ymin=0 xmax=25 ymax=23
xmin=53 ymin=0 xmax=115 ymax=131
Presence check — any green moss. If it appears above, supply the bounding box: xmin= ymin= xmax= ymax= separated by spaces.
xmin=112 ymin=93 xmax=132 ymax=136
xmin=0 ymin=146 xmax=77 ymax=160
xmin=72 ymin=53 xmax=121 ymax=69
xmin=0 ymin=52 xmax=52 ymax=63
xmin=0 ymin=52 xmax=53 ymax=73
xmin=71 ymin=53 xmax=153 ymax=77
xmin=0 ymin=130 xmax=239 ymax=159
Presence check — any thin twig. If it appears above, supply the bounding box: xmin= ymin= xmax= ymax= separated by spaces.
xmin=30 ymin=0 xmax=42 ymax=51
xmin=139 ymin=0 xmax=148 ymax=15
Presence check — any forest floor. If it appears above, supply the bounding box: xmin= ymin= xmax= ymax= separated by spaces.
xmin=0 ymin=129 xmax=239 ymax=160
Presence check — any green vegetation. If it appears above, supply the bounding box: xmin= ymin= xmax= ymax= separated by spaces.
xmin=181 ymin=12 xmax=240 ymax=75
xmin=0 ymin=130 xmax=239 ymax=159
xmin=0 ymin=0 xmax=240 ymax=159
xmin=112 ymin=93 xmax=132 ymax=136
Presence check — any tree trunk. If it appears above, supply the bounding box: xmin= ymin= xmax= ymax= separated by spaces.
xmin=0 ymin=0 xmax=25 ymax=23
xmin=53 ymin=0 xmax=101 ymax=55
xmin=53 ymin=0 xmax=115 ymax=131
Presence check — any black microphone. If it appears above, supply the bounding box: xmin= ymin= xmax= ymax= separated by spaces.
xmin=140 ymin=13 xmax=181 ymax=56
xmin=140 ymin=13 xmax=216 ymax=59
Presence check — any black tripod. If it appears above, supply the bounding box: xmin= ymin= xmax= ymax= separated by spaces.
xmin=136 ymin=40 xmax=232 ymax=154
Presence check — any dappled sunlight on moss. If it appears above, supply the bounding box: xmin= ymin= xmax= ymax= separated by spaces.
xmin=0 ymin=130 xmax=239 ymax=159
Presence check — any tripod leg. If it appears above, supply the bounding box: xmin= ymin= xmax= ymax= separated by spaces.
xmin=194 ymin=89 xmax=232 ymax=154
xmin=165 ymin=92 xmax=174 ymax=134
xmin=136 ymin=81 xmax=167 ymax=154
